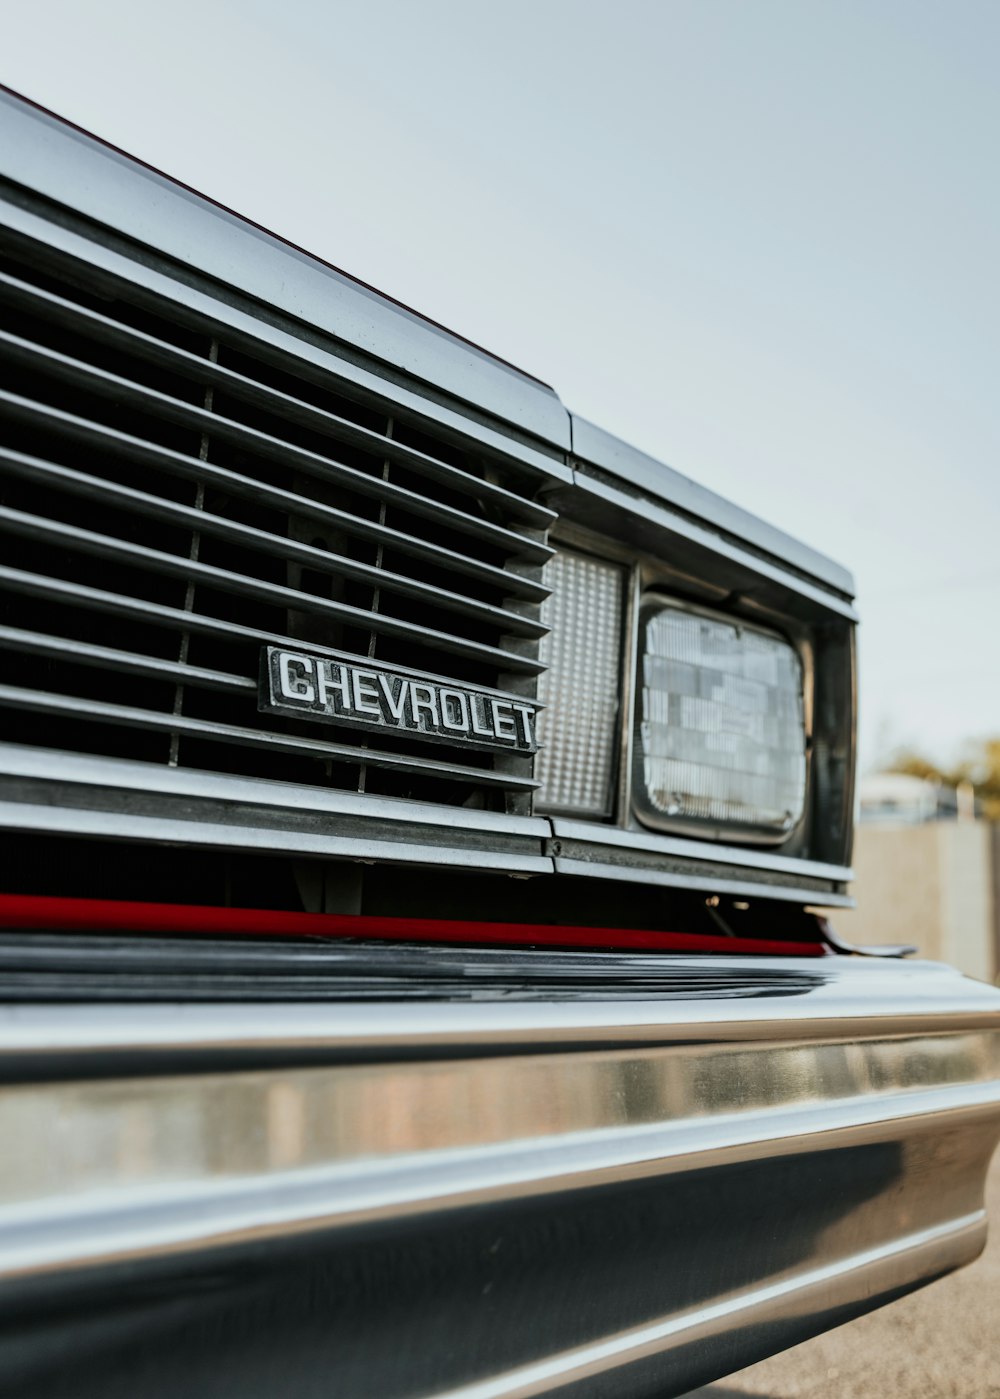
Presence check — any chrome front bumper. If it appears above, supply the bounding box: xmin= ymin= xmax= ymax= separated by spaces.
xmin=2 ymin=953 xmax=999 ymax=1398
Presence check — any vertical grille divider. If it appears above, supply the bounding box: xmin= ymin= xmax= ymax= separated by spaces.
xmin=357 ymin=415 xmax=394 ymax=794
xmin=168 ymin=337 xmax=219 ymax=767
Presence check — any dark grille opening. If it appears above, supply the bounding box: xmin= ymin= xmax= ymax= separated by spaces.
xmin=0 ymin=406 xmax=202 ymax=509
xmin=378 ymin=545 xmax=499 ymax=605
xmin=183 ymin=629 xmax=259 ymax=677
xmin=195 ymin=531 xmax=290 ymax=593
xmin=368 ymin=636 xmax=495 ymax=689
xmin=0 ymin=230 xmax=553 ymax=809
xmin=0 ymin=530 xmax=190 ymax=612
xmin=209 ymin=388 xmax=385 ymax=480
xmin=0 ymin=586 xmax=177 ymax=660
xmin=217 ymin=344 xmax=389 ymax=437
xmin=390 ymin=417 xmax=470 ymax=468
xmin=0 ymin=353 xmax=206 ymax=459
xmin=0 ymin=291 xmax=209 ymax=407
xmin=0 ymin=468 xmax=197 ymax=561
xmin=0 ymin=705 xmax=172 ymax=766
xmin=175 ymin=734 xmax=356 ymax=788
xmin=0 ymin=250 xmax=211 ymax=357
xmin=0 ymin=645 xmax=174 ymax=714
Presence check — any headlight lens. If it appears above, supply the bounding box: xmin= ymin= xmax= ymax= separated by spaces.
xmin=534 ymin=548 xmax=624 ymax=817
xmin=633 ymin=599 xmax=807 ymax=838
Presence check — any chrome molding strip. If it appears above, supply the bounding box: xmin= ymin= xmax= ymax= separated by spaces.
xmin=0 ymin=959 xmax=997 ymax=1061
xmin=572 ymin=415 xmax=855 ymax=599
xmin=553 ymin=856 xmax=853 ymax=908
xmin=0 ymin=745 xmax=853 ymax=895
xmin=0 ymin=802 xmax=554 ymax=874
xmin=573 ymin=473 xmax=858 ymax=621
xmin=0 ymin=936 xmax=825 ymax=1004
xmin=0 ymin=744 xmax=549 ymax=837
xmin=551 ymin=818 xmax=853 ymax=884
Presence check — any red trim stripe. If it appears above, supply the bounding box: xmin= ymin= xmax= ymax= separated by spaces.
xmin=0 ymin=895 xmax=825 ymax=957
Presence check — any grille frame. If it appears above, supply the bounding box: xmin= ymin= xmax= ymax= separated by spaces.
xmin=0 ymin=199 xmax=562 ymax=815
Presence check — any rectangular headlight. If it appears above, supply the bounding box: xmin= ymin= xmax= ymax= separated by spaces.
xmin=633 ymin=598 xmax=807 ymax=839
xmin=534 ymin=549 xmax=624 ymax=817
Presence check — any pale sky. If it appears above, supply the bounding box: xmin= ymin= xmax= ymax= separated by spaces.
xmin=3 ymin=0 xmax=998 ymax=770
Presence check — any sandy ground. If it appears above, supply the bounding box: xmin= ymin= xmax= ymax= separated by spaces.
xmin=682 ymin=1147 xmax=1000 ymax=1399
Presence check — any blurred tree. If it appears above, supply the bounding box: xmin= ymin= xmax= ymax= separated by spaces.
xmin=888 ymin=739 xmax=1000 ymax=820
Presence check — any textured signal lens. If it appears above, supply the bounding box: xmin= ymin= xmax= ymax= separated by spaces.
xmin=534 ymin=549 xmax=624 ymax=817
xmin=634 ymin=600 xmax=807 ymax=838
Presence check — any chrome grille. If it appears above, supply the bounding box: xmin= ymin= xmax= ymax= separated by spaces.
xmin=0 ymin=239 xmax=555 ymax=809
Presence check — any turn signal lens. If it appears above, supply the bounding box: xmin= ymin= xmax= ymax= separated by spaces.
xmin=534 ymin=549 xmax=624 ymax=817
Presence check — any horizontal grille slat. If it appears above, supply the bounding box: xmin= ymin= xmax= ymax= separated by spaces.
xmin=0 ymin=389 xmax=549 ymax=600
xmin=0 ymin=686 xmax=537 ymax=791
xmin=0 ymin=271 xmax=557 ymax=529
xmin=0 ymin=506 xmax=544 ymax=675
xmin=0 ymin=332 xmax=553 ymax=561
xmin=0 ymin=625 xmax=255 ymax=693
xmin=0 ymin=233 xmax=556 ymax=808
xmin=0 ymin=567 xmax=536 ymax=703
xmin=0 ymin=448 xmax=547 ymax=640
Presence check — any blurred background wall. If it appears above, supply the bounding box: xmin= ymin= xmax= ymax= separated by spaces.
xmin=835 ymin=772 xmax=999 ymax=983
